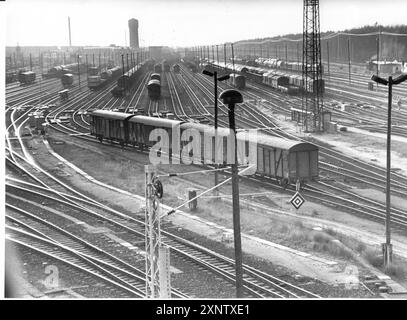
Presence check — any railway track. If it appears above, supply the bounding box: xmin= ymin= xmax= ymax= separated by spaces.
xmin=7 ymin=62 xmax=404 ymax=298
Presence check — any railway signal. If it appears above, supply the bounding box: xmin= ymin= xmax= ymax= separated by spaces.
xmin=371 ymin=73 xmax=407 ymax=268
xmin=144 ymin=165 xmax=170 ymax=298
xmin=290 ymin=192 xmax=305 ymax=210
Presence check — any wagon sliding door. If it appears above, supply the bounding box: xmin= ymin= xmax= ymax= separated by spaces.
xmin=297 ymin=151 xmax=310 ymax=179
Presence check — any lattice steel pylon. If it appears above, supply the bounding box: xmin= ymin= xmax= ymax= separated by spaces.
xmin=145 ymin=165 xmax=161 ymax=298
xmin=302 ymin=0 xmax=324 ymax=132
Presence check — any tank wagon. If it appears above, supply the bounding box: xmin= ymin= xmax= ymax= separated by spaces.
xmin=88 ymin=66 xmax=122 ymax=90
xmin=61 ymin=73 xmax=74 ymax=86
xmin=43 ymin=63 xmax=87 ymax=78
xmin=147 ymin=79 xmax=161 ymax=100
xmin=88 ymin=111 xmax=319 ymax=184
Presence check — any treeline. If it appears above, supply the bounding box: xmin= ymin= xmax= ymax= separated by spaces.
xmin=239 ymin=24 xmax=407 ymax=63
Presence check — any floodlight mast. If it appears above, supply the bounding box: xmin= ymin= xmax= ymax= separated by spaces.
xmin=371 ymin=73 xmax=407 ymax=267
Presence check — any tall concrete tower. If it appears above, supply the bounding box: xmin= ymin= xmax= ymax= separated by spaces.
xmin=128 ymin=18 xmax=139 ymax=48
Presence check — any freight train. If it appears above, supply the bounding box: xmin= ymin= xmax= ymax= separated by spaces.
xmin=111 ymin=62 xmax=147 ymax=97
xmin=89 ymin=110 xmax=319 ymax=185
xmin=255 ymin=57 xmax=324 ymax=74
xmin=205 ymin=60 xmax=324 ymax=94
xmin=43 ymin=63 xmax=88 ymax=79
xmin=88 ymin=66 xmax=122 ymax=90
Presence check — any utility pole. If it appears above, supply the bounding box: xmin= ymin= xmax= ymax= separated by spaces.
xmin=326 ymin=40 xmax=330 ymax=77
xmin=216 ymin=45 xmax=219 ymax=70
xmin=231 ymin=43 xmax=236 ymax=73
xmin=121 ymin=54 xmax=125 ymax=93
xmin=376 ymin=36 xmax=380 ymax=88
xmin=348 ymin=38 xmax=351 ymax=84
xmin=77 ymin=55 xmax=81 ymax=90
xmin=224 ymin=44 xmax=227 ymax=70
xmin=85 ymin=54 xmax=88 ymax=78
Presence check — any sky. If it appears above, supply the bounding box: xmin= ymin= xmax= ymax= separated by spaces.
xmin=3 ymin=0 xmax=407 ymax=47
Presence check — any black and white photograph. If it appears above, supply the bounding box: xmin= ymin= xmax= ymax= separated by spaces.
xmin=2 ymin=0 xmax=407 ymax=305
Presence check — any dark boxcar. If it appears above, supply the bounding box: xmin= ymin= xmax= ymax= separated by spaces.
xmin=262 ymin=72 xmax=289 ymax=89
xmin=61 ymin=73 xmax=74 ymax=86
xmin=88 ymin=75 xmax=103 ymax=89
xmin=88 ymin=66 xmax=99 ymax=76
xmin=111 ymin=85 xmax=125 ymax=97
xmin=89 ymin=110 xmax=134 ymax=144
xmin=19 ymin=71 xmax=36 ymax=84
xmin=251 ymin=133 xmax=318 ymax=184
xmin=230 ymin=73 xmax=246 ymax=90
xmin=117 ymin=65 xmax=140 ymax=88
xmin=147 ymin=79 xmax=161 ymax=100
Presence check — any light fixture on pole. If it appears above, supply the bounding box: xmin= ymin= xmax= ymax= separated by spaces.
xmin=371 ymin=73 xmax=407 ymax=268
xmin=202 ymin=69 xmax=230 ymax=197
xmin=219 ymin=89 xmax=244 ymax=298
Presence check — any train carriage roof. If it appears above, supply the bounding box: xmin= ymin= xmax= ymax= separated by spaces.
xmin=129 ymin=115 xmax=184 ymax=128
xmin=236 ymin=131 xmax=318 ymax=152
xmin=180 ymin=122 xmax=231 ymax=136
xmin=21 ymin=71 xmax=36 ymax=75
xmin=147 ymin=79 xmax=161 ymax=86
xmin=90 ymin=109 xmax=134 ymax=121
